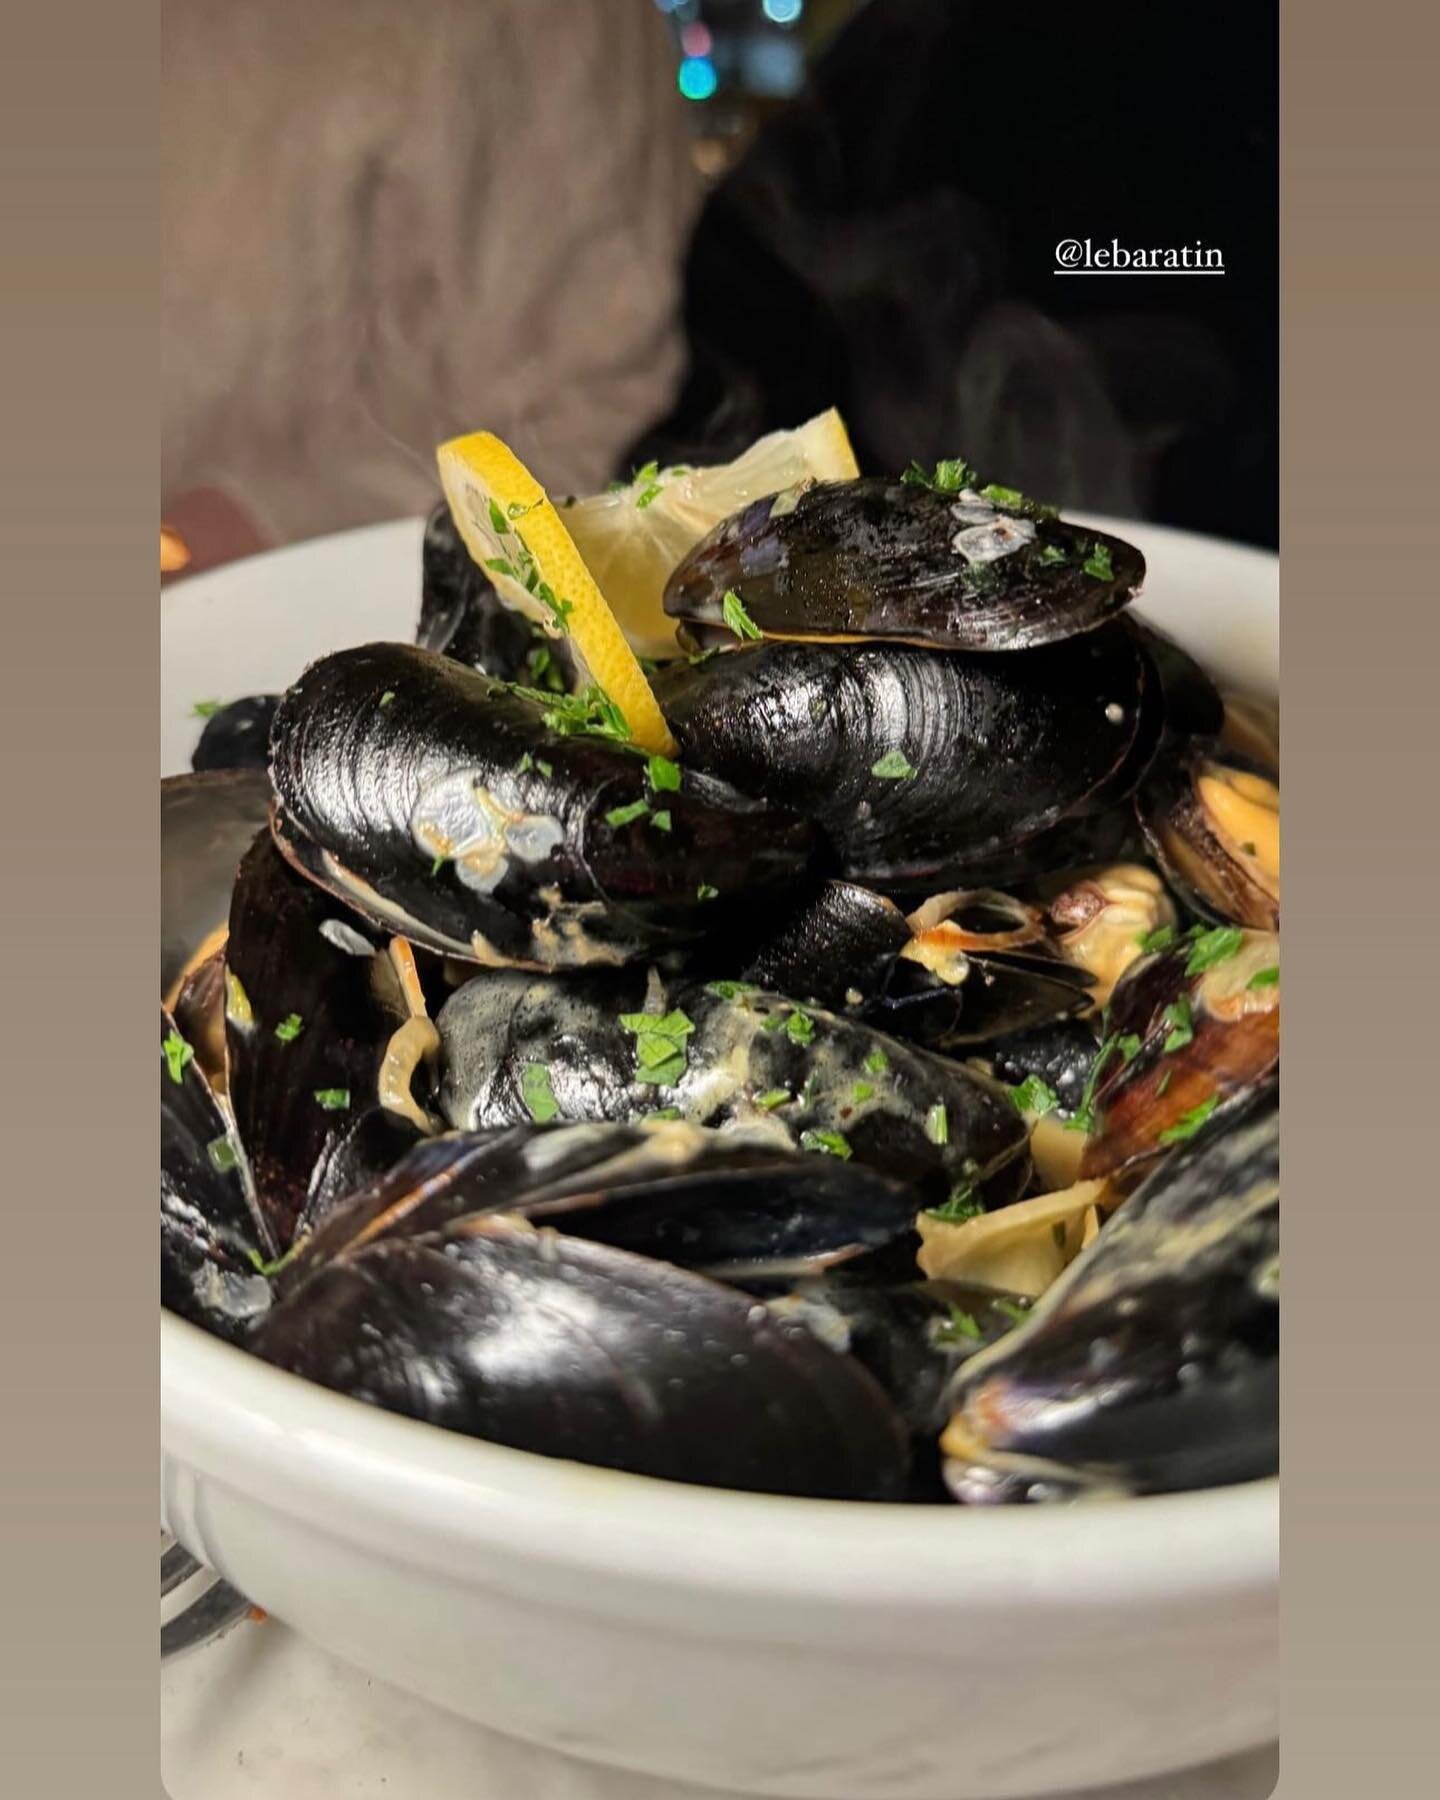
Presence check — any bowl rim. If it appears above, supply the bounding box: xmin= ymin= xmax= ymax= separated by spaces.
xmin=162 ymin=1309 xmax=1278 ymax=1610
xmin=161 ymin=515 xmax=1279 ymax=1612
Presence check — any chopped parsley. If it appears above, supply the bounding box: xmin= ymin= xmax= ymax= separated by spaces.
xmin=850 ymin=1081 xmax=875 ymax=1104
xmin=314 ymin=1088 xmax=351 ymax=1112
xmin=756 ymin=1088 xmax=791 ymax=1111
xmin=925 ymin=1102 xmax=949 ymax=1146
xmin=1117 ymin=1033 xmax=1142 ymax=1063
xmin=994 ymin=1298 xmax=1033 ymax=1326
xmin=379 ymin=690 xmax=395 ymax=708
xmin=901 ymin=458 xmax=975 ymax=493
xmin=1037 ymin=543 xmax=1068 ymax=566
xmin=1082 ymin=542 xmax=1115 ymax=582
xmin=927 ymin=1184 xmax=983 ymax=1223
xmin=520 ymin=1063 xmax=560 ymax=1122
xmin=1009 ymin=1075 xmax=1058 ymax=1117
xmin=517 ymin=753 xmax=534 ymax=774
xmin=274 ymin=1013 xmax=305 ymax=1044
xmin=696 ymin=883 xmax=719 ymax=902
xmin=720 ymin=589 xmax=763 ymax=641
xmin=536 ymin=758 xmax=554 ymax=778
xmin=1161 ymin=998 xmax=1194 ymax=1054
xmin=800 ymin=1129 xmax=851 ymax=1159
xmin=191 ymin=699 xmax=224 ymax=719
xmin=245 ymin=1242 xmax=304 ymax=1279
xmin=646 ymin=1106 xmax=682 ymax=1121
xmin=1064 ymin=1031 xmax=1128 ymax=1134
xmin=933 ymin=1303 xmax=982 ymax=1346
xmin=704 ymin=980 xmax=755 ymax=1001
xmin=1156 ymin=1069 xmax=1173 ymax=1097
xmin=501 ymin=681 xmax=631 ymax=745
xmin=649 ymin=809 xmax=672 ymax=833
xmin=620 ymin=1009 xmax=696 ymax=1087
xmin=1247 ymin=965 xmax=1280 ymax=990
xmin=863 ymin=1048 xmax=890 ymax=1076
xmin=206 ymin=1135 xmax=238 ymax=1174
xmin=605 ymin=798 xmax=650 ymax=829
xmin=506 ymin=498 xmax=540 ymax=520
xmin=870 ymin=750 xmax=917 ymax=780
xmin=1158 ymin=1094 xmax=1220 ymax=1144
xmin=162 ymin=1029 xmax=193 ymax=1085
xmin=1185 ymin=926 xmax=1245 ymax=976
xmin=1137 ymin=923 xmax=1178 ymax=954
xmin=431 ymin=853 xmax=449 ymax=877
xmin=784 ymin=1007 xmax=816 ymax=1046
xmin=646 ymin=755 xmax=682 ymax=793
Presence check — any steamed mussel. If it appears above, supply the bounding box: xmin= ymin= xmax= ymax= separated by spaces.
xmin=162 ymin=439 xmax=1279 ymax=1508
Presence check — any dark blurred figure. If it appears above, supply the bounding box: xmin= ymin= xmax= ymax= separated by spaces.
xmin=629 ymin=0 xmax=1277 ymax=547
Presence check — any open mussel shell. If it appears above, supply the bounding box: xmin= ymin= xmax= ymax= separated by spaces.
xmin=282 ymin=1120 xmax=922 ymax=1299
xmin=653 ymin=624 xmax=1161 ymax=895
xmin=420 ymin=499 xmax=576 ymax=689
xmin=982 ymin=1018 xmax=1102 ymax=1120
xmin=191 ymin=695 xmax=280 ymax=774
xmin=269 ymin=643 xmax=813 ymax=968
xmin=662 ymin=479 xmax=1144 ymax=652
xmin=942 ymin=1087 xmax=1278 ymax=1502
xmin=436 ymin=970 xmax=1031 ymax=1210
xmin=161 ymin=1009 xmax=274 ymax=1342
xmin=252 ymin=1216 xmax=912 ymax=1500
xmin=1136 ymin=744 xmax=1279 ymax=931
xmin=735 ymin=881 xmax=912 ymax=1007
xmin=1126 ymin=618 xmax=1225 ymax=745
xmin=1080 ymin=931 xmax=1280 ymax=1186
xmin=224 ymin=829 xmax=422 ymax=1251
xmin=161 ymin=769 xmax=270 ymax=999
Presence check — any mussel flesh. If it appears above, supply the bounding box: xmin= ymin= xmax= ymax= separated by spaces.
xmin=1136 ymin=746 xmax=1279 ymax=931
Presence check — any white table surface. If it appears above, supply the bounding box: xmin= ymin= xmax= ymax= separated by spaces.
xmin=161 ymin=1613 xmax=1278 ymax=1800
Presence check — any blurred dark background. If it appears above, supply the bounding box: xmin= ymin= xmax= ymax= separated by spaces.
xmin=162 ymin=1 xmax=1276 ymax=577
xmin=639 ymin=0 xmax=1278 ymax=548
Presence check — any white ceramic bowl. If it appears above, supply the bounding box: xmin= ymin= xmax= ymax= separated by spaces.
xmin=161 ymin=516 xmax=1279 ymax=1800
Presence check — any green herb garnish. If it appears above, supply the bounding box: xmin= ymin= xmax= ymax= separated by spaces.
xmin=863 ymin=1048 xmax=890 ymax=1076
xmin=620 ymin=1009 xmax=696 ymax=1088
xmin=901 ymin=458 xmax=974 ymax=493
xmin=162 ymin=1029 xmax=193 ymax=1085
xmin=379 ymin=690 xmax=395 ymax=708
xmin=536 ymin=758 xmax=554 ymax=778
xmin=720 ymin=589 xmax=763 ymax=641
xmin=314 ymin=1088 xmax=351 ymax=1112
xmin=1009 ymin=1075 xmax=1058 ymax=1117
xmin=1137 ymin=924 xmax=1178 ymax=954
xmin=520 ymin=1063 xmax=560 ymax=1122
xmin=647 ymin=755 xmax=682 ymax=793
xmin=244 ymin=1241 xmax=304 ymax=1280
xmin=1037 ymin=543 xmax=1068 ymax=565
xmin=1161 ymin=999 xmax=1194 ymax=1054
xmin=1247 ymin=965 xmax=1280 ymax=990
xmin=517 ymin=753 xmax=534 ymax=774
xmin=850 ymin=1081 xmax=875 ymax=1104
xmin=431 ymin=853 xmax=449 ymax=877
xmin=1185 ymin=926 xmax=1245 ymax=975
xmin=800 ymin=1129 xmax=852 ymax=1159
xmin=647 ymin=1106 xmax=682 ymax=1121
xmin=994 ymin=1299 xmax=1032 ymax=1327
xmin=1158 ymin=1094 xmax=1220 ymax=1144
xmin=784 ymin=1008 xmax=816 ymax=1046
xmin=206 ymin=1136 xmax=238 ymax=1174
xmin=696 ymin=883 xmax=719 ymax=902
xmin=933 ymin=1303 xmax=983 ymax=1346
xmin=756 ymin=1089 xmax=791 ymax=1111
xmin=704 ymin=980 xmax=755 ymax=1001
xmin=605 ymin=798 xmax=650 ymax=829
xmin=1117 ymin=1033 xmax=1142 ymax=1063
xmin=1156 ymin=1069 xmax=1173 ymax=1097
xmin=1082 ymin=542 xmax=1114 ymax=582
xmin=870 ymin=750 xmax=917 ymax=780
xmin=274 ymin=1013 xmax=304 ymax=1044
xmin=191 ymin=699 xmax=224 ymax=719
xmin=925 ymin=1102 xmax=949 ymax=1146
xmin=927 ymin=1184 xmax=983 ymax=1223
xmin=649 ymin=810 xmax=672 ymax=833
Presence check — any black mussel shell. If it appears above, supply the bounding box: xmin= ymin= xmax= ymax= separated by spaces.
xmin=663 ymin=479 xmax=1144 ymax=652
xmin=269 ymin=643 xmax=814 ymax=968
xmin=1080 ymin=930 xmax=1280 ymax=1186
xmin=252 ymin=1217 xmax=912 ymax=1500
xmin=731 ymin=881 xmax=912 ymax=1006
xmin=943 ymin=1087 xmax=1278 ymax=1501
xmin=653 ymin=625 xmax=1160 ymax=894
xmin=282 ymin=1121 xmax=922 ymax=1297
xmin=871 ymin=954 xmax=1093 ymax=1053
xmin=1125 ymin=618 xmax=1224 ymax=745
xmin=436 ymin=970 xmax=1030 ymax=1210
xmin=1136 ymin=745 xmax=1279 ymax=931
xmin=984 ymin=1019 xmax=1102 ymax=1119
xmin=161 ymin=1009 xmax=274 ymax=1341
xmin=161 ymin=770 xmax=270 ymax=998
xmin=419 ymin=500 xmax=577 ymax=689
xmin=225 ymin=829 xmax=418 ymax=1251
xmin=191 ymin=695 xmax=280 ymax=773
xmin=294 ymin=1107 xmax=426 ymax=1244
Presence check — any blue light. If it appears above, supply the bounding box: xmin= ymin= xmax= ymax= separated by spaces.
xmin=762 ymin=0 xmax=804 ymax=25
xmin=677 ymin=56 xmax=718 ymax=102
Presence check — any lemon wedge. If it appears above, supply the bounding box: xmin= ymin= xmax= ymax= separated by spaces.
xmin=437 ymin=432 xmax=677 ymax=755
xmin=555 ymin=408 xmax=860 ymax=658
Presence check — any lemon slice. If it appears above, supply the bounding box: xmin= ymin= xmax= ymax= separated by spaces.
xmin=437 ymin=432 xmax=677 ymax=755
xmin=556 ymin=408 xmax=860 ymax=658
